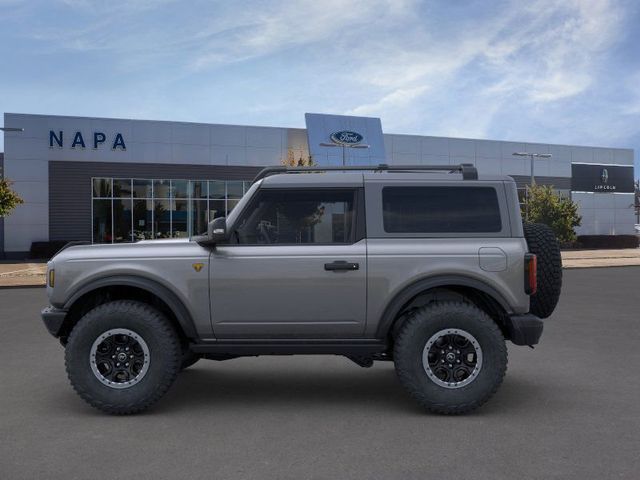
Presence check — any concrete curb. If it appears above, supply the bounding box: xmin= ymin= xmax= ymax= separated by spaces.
xmin=0 ymin=284 xmax=46 ymax=289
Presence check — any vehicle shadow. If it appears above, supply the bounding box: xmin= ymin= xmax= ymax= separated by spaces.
xmin=155 ymin=361 xmax=547 ymax=416
xmin=159 ymin=362 xmax=411 ymax=413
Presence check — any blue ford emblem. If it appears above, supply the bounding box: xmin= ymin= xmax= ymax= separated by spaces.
xmin=330 ymin=130 xmax=364 ymax=145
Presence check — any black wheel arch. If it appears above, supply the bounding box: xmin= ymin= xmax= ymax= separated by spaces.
xmin=57 ymin=275 xmax=198 ymax=344
xmin=376 ymin=275 xmax=513 ymax=340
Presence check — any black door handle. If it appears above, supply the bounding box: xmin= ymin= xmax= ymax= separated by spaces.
xmin=324 ymin=261 xmax=359 ymax=271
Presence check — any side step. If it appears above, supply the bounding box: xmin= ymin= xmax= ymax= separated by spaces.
xmin=190 ymin=339 xmax=388 ymax=356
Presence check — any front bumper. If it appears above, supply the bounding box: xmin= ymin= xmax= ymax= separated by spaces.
xmin=41 ymin=306 xmax=68 ymax=338
xmin=506 ymin=314 xmax=543 ymax=346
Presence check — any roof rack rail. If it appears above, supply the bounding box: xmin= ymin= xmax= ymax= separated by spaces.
xmin=252 ymin=163 xmax=478 ymax=183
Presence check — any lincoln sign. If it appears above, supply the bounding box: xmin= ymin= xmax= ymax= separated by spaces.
xmin=571 ymin=163 xmax=634 ymax=193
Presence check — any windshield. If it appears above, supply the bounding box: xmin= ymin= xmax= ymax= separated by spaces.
xmin=225 ymin=179 xmax=262 ymax=229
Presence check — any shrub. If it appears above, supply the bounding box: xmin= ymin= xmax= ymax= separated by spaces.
xmin=282 ymin=149 xmax=314 ymax=167
xmin=523 ymin=185 xmax=581 ymax=244
xmin=0 ymin=178 xmax=24 ymax=217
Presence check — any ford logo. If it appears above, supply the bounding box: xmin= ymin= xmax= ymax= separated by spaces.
xmin=330 ymin=130 xmax=364 ymax=146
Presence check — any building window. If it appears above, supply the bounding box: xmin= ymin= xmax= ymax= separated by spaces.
xmin=91 ymin=178 xmax=252 ymax=243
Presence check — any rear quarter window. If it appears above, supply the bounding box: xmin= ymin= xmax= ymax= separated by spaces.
xmin=382 ymin=186 xmax=502 ymax=233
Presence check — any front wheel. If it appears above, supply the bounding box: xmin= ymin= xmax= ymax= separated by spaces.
xmin=65 ymin=300 xmax=182 ymax=415
xmin=394 ymin=301 xmax=507 ymax=414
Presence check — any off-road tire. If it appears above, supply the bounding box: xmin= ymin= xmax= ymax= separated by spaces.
xmin=180 ymin=350 xmax=201 ymax=370
xmin=65 ymin=300 xmax=181 ymax=415
xmin=523 ymin=222 xmax=562 ymax=319
xmin=394 ymin=301 xmax=507 ymax=414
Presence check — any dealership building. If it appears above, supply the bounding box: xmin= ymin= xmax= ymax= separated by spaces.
xmin=0 ymin=112 xmax=635 ymax=259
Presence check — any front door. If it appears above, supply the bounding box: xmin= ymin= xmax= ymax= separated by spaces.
xmin=209 ymin=187 xmax=366 ymax=338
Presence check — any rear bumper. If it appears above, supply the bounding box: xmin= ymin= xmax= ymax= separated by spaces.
xmin=506 ymin=314 xmax=543 ymax=346
xmin=41 ymin=306 xmax=68 ymax=338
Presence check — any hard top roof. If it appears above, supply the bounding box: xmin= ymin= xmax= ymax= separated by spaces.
xmin=257 ymin=164 xmax=514 ymax=187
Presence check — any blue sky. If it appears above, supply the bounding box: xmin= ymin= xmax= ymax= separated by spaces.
xmin=1 ymin=0 xmax=639 ymax=175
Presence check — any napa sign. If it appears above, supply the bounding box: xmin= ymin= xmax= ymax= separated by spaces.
xmin=49 ymin=130 xmax=126 ymax=150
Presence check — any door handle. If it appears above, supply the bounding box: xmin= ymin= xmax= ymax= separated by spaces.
xmin=324 ymin=261 xmax=359 ymax=271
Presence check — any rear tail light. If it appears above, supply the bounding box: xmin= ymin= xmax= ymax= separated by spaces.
xmin=524 ymin=254 xmax=537 ymax=295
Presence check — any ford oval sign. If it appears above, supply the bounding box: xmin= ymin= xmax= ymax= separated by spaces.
xmin=330 ymin=130 xmax=364 ymax=146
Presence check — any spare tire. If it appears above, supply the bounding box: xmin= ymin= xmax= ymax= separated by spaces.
xmin=523 ymin=222 xmax=562 ymax=318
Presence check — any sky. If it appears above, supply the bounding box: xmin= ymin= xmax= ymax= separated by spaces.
xmin=1 ymin=0 xmax=639 ymax=175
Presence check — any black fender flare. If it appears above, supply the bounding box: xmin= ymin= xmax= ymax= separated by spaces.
xmin=63 ymin=275 xmax=198 ymax=339
xmin=375 ymin=274 xmax=513 ymax=338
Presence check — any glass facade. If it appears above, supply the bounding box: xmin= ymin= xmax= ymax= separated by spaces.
xmin=92 ymin=178 xmax=251 ymax=243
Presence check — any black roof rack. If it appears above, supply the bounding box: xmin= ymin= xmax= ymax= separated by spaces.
xmin=252 ymin=163 xmax=478 ymax=183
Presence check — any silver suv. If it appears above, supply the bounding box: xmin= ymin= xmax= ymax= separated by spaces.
xmin=41 ymin=164 xmax=562 ymax=415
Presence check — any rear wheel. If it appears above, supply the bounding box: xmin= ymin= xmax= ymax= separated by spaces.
xmin=394 ymin=301 xmax=507 ymax=414
xmin=65 ymin=300 xmax=182 ymax=415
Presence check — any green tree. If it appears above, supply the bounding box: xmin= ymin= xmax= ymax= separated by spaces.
xmin=0 ymin=178 xmax=24 ymax=217
xmin=524 ymin=184 xmax=581 ymax=244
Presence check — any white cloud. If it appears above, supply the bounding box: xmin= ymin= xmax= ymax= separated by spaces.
xmin=190 ymin=0 xmax=417 ymax=70
xmin=345 ymin=85 xmax=429 ymax=116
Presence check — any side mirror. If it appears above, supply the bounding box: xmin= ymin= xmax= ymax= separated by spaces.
xmin=208 ymin=217 xmax=227 ymax=243
xmin=194 ymin=217 xmax=227 ymax=246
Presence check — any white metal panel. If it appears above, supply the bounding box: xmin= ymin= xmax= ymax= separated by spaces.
xmin=3 ymin=159 xmax=48 ymax=182
xmin=549 ymin=159 xmax=571 ymax=177
xmin=211 ymin=145 xmax=246 ymax=166
xmin=132 ymin=121 xmax=172 ymax=144
xmin=475 ymin=140 xmax=501 ymax=159
xmin=500 ymin=141 xmax=526 ymax=160
xmin=246 ymin=126 xmax=283 ymax=149
xmin=392 ymin=152 xmax=419 ymax=164
xmin=572 ymin=192 xmax=595 ymax=209
xmin=571 ymin=146 xmax=595 ymax=164
xmin=9 ymin=181 xmax=48 ymax=203
xmin=210 ymin=125 xmax=246 ymax=146
xmin=171 ymin=143 xmax=209 ymax=164
xmin=593 ymin=193 xmax=615 ymax=209
xmin=501 ymin=157 xmax=527 ymax=176
xmin=171 ymin=122 xmax=209 ymax=145
xmin=3 ymin=203 xmax=48 ymax=225
xmin=613 ymin=149 xmax=634 ymax=165
xmin=392 ymin=135 xmax=420 ymax=154
xmin=420 ymin=136 xmax=449 ymax=156
xmin=448 ymin=138 xmax=475 ymax=158
xmin=593 ymin=148 xmax=614 ymax=164
xmin=3 ymin=223 xmax=48 ymax=251
xmin=245 ymin=146 xmax=281 ymax=166
xmin=549 ymin=144 xmax=572 ymax=163
xmin=420 ymin=154 xmax=449 ymax=166
xmin=475 ymin=157 xmax=502 ymax=175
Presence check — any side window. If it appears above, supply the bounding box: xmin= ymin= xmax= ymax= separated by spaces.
xmin=382 ymin=186 xmax=502 ymax=233
xmin=233 ymin=189 xmax=356 ymax=245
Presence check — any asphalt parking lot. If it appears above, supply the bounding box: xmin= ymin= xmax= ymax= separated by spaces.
xmin=1 ymin=267 xmax=639 ymax=480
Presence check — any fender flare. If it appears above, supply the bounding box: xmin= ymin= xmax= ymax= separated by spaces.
xmin=63 ymin=275 xmax=198 ymax=339
xmin=375 ymin=274 xmax=513 ymax=338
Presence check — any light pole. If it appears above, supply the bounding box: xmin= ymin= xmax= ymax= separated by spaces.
xmin=512 ymin=151 xmax=552 ymax=220
xmin=320 ymin=142 xmax=370 ymax=166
